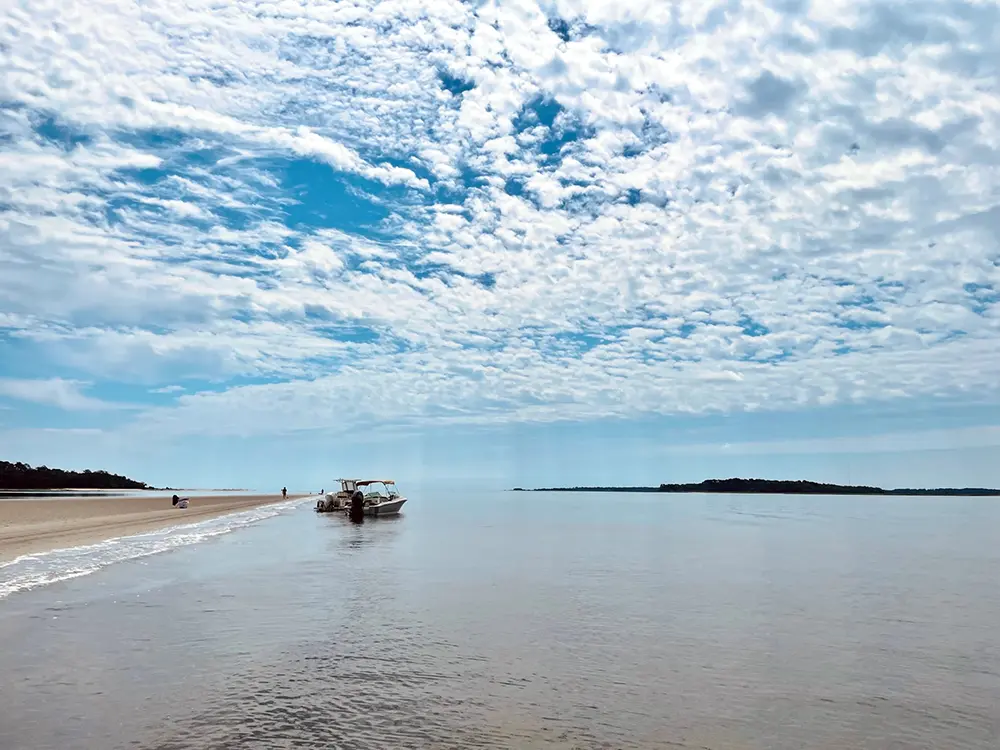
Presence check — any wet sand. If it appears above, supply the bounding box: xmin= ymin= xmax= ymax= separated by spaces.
xmin=0 ymin=494 xmax=296 ymax=562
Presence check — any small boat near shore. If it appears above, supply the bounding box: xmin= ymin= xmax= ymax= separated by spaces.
xmin=315 ymin=479 xmax=408 ymax=517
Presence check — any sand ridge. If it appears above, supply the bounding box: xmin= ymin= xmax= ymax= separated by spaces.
xmin=0 ymin=494 xmax=302 ymax=563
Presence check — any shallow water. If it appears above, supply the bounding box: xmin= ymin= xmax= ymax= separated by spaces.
xmin=1 ymin=491 xmax=998 ymax=749
xmin=0 ymin=497 xmax=307 ymax=599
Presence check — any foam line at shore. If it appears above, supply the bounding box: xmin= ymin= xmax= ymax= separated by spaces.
xmin=0 ymin=496 xmax=310 ymax=600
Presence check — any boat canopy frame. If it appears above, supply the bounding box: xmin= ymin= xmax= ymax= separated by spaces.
xmin=336 ymin=478 xmax=398 ymax=490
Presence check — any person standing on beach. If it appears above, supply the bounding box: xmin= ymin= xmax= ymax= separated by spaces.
xmin=282 ymin=487 xmax=287 ymax=499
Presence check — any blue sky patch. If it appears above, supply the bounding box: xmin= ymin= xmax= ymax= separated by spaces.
xmin=34 ymin=114 xmax=93 ymax=150
xmin=439 ymin=70 xmax=476 ymax=96
xmin=269 ymin=157 xmax=391 ymax=234
xmin=738 ymin=316 xmax=770 ymax=337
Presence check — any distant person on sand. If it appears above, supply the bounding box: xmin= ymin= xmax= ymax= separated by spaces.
xmin=171 ymin=494 xmax=189 ymax=509
xmin=282 ymin=487 xmax=287 ymax=499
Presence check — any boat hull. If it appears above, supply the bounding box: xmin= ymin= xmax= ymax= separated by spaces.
xmin=363 ymin=497 xmax=407 ymax=516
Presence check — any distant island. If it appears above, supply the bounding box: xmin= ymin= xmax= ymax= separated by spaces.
xmin=512 ymin=478 xmax=1000 ymax=497
xmin=0 ymin=460 xmax=154 ymax=491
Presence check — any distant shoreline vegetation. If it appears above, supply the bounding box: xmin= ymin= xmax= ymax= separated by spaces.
xmin=0 ymin=461 xmax=154 ymax=491
xmin=511 ymin=478 xmax=1000 ymax=497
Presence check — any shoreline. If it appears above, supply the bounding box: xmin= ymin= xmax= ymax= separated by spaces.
xmin=513 ymin=488 xmax=1000 ymax=496
xmin=511 ymin=478 xmax=1000 ymax=496
xmin=0 ymin=494 xmax=303 ymax=563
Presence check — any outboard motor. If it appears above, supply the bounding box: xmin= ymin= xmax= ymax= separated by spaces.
xmin=349 ymin=489 xmax=365 ymax=523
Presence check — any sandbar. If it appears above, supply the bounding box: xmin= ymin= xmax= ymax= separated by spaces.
xmin=0 ymin=494 xmax=300 ymax=563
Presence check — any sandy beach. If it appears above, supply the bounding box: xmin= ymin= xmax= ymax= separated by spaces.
xmin=0 ymin=494 xmax=297 ymax=563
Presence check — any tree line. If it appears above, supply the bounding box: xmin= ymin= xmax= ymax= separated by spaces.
xmin=514 ymin=477 xmax=1000 ymax=496
xmin=0 ymin=461 xmax=151 ymax=490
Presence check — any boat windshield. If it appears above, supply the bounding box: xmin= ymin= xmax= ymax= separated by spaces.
xmin=355 ymin=480 xmax=400 ymax=499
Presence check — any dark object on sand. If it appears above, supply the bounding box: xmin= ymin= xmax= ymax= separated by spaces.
xmin=171 ymin=494 xmax=189 ymax=508
xmin=349 ymin=490 xmax=365 ymax=523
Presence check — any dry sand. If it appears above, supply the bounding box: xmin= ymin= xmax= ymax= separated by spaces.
xmin=0 ymin=494 xmax=297 ymax=563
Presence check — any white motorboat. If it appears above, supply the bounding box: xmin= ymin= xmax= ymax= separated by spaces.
xmin=315 ymin=478 xmax=408 ymax=516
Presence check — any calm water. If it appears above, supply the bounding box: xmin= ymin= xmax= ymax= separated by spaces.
xmin=1 ymin=491 xmax=998 ymax=749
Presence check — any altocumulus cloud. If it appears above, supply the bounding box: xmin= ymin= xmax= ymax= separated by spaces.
xmin=0 ymin=0 xmax=998 ymax=439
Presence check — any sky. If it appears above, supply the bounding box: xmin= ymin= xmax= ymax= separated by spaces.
xmin=1 ymin=0 xmax=998 ymax=491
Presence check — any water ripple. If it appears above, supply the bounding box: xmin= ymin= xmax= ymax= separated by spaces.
xmin=2 ymin=492 xmax=999 ymax=749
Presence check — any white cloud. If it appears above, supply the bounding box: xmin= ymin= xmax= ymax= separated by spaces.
xmin=0 ymin=0 xmax=998 ymax=440
xmin=0 ymin=378 xmax=120 ymax=412
xmin=151 ymin=385 xmax=185 ymax=394
xmin=658 ymin=424 xmax=1000 ymax=458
